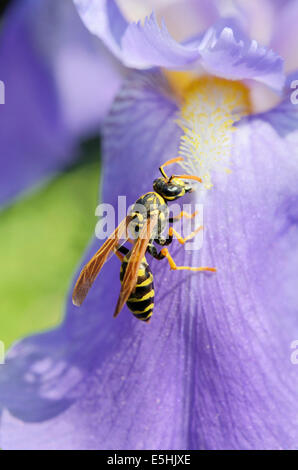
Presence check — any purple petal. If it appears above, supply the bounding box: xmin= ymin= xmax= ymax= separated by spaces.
xmin=74 ymin=0 xmax=199 ymax=68
xmin=1 ymin=70 xmax=298 ymax=449
xmin=0 ymin=71 xmax=183 ymax=450
xmin=73 ymin=0 xmax=127 ymax=61
xmin=251 ymin=71 xmax=298 ymax=136
xmin=197 ymin=20 xmax=285 ymax=91
xmin=121 ymin=12 xmax=200 ymax=68
xmin=0 ymin=0 xmax=123 ymax=207
xmin=271 ymin=0 xmax=298 ymax=72
xmin=152 ymin=0 xmax=219 ymax=42
xmin=74 ymin=1 xmax=285 ymax=90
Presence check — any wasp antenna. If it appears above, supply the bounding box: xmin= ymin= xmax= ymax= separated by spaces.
xmin=161 ymin=157 xmax=184 ymax=167
xmin=159 ymin=157 xmax=184 ymax=180
xmin=173 ymin=174 xmax=202 ymax=183
xmin=159 ymin=166 xmax=168 ymax=179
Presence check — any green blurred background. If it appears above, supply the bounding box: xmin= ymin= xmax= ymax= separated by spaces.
xmin=0 ymin=2 xmax=101 ymax=352
xmin=0 ymin=139 xmax=100 ymax=348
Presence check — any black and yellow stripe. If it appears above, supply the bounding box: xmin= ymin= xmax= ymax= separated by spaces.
xmin=129 ymin=192 xmax=169 ymax=241
xmin=120 ymin=254 xmax=154 ymax=322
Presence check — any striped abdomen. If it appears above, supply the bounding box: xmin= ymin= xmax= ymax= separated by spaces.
xmin=120 ymin=255 xmax=154 ymax=322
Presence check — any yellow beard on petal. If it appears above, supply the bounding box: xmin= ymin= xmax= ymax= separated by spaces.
xmin=167 ymin=74 xmax=251 ymax=189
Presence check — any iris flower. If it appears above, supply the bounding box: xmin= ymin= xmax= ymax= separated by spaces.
xmin=0 ymin=0 xmax=123 ymax=206
xmin=1 ymin=0 xmax=298 ymax=450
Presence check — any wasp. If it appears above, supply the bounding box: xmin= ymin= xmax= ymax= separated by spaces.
xmin=72 ymin=157 xmax=216 ymax=322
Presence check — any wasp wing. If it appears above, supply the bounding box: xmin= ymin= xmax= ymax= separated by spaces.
xmin=72 ymin=216 xmax=131 ymax=307
xmin=113 ymin=212 xmax=158 ymax=318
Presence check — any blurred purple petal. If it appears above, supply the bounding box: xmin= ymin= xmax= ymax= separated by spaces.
xmin=1 ymin=70 xmax=298 ymax=449
xmin=73 ymin=0 xmax=127 ymax=60
xmin=271 ymin=0 xmax=298 ymax=72
xmin=152 ymin=0 xmax=219 ymax=42
xmin=74 ymin=1 xmax=285 ymax=90
xmin=0 ymin=0 xmax=123 ymax=207
xmin=251 ymin=71 xmax=298 ymax=136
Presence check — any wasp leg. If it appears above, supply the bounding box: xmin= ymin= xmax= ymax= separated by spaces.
xmin=147 ymin=244 xmax=216 ymax=272
xmin=154 ymin=231 xmax=173 ymax=248
xmin=160 ymin=248 xmax=216 ymax=272
xmin=147 ymin=243 xmax=166 ymax=260
xmin=169 ymin=225 xmax=203 ymax=245
xmin=153 ymin=212 xmax=199 ymax=248
xmin=169 ymin=210 xmax=198 ymax=223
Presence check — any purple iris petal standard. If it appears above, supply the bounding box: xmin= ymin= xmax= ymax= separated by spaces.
xmin=1 ymin=69 xmax=298 ymax=450
xmin=255 ymin=72 xmax=298 ymax=137
xmin=197 ymin=20 xmax=284 ymax=91
xmin=271 ymin=0 xmax=298 ymax=72
xmin=73 ymin=0 xmax=128 ymax=62
xmin=0 ymin=0 xmax=123 ymax=207
xmin=74 ymin=0 xmax=199 ymax=67
xmin=74 ymin=0 xmax=284 ymax=91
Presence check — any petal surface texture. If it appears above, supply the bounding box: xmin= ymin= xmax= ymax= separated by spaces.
xmin=1 ymin=70 xmax=298 ymax=449
xmin=74 ymin=1 xmax=285 ymax=91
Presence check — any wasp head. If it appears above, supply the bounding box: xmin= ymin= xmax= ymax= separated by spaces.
xmin=153 ymin=158 xmax=202 ymax=201
xmin=153 ymin=176 xmax=193 ymax=201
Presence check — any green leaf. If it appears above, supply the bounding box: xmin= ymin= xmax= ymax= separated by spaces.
xmin=0 ymin=144 xmax=100 ymax=348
